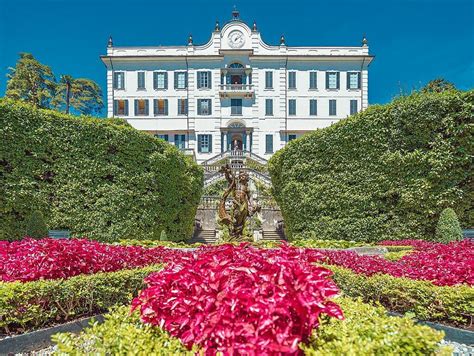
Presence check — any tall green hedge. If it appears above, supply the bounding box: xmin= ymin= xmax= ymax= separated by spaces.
xmin=269 ymin=90 xmax=473 ymax=241
xmin=0 ymin=99 xmax=203 ymax=241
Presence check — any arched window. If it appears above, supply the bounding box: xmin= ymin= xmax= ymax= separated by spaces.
xmin=228 ymin=62 xmax=244 ymax=69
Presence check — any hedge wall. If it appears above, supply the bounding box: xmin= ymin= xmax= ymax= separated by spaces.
xmin=269 ymin=90 xmax=473 ymax=241
xmin=0 ymin=99 xmax=203 ymax=242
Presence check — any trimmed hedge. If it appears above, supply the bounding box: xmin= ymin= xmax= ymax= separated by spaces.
xmin=0 ymin=99 xmax=203 ymax=242
xmin=0 ymin=265 xmax=162 ymax=334
xmin=269 ymin=90 xmax=473 ymax=241
xmin=53 ymin=306 xmax=194 ymax=355
xmin=328 ymin=265 xmax=474 ymax=326
xmin=435 ymin=207 xmax=463 ymax=243
xmin=53 ymin=297 xmax=448 ymax=355
xmin=301 ymin=297 xmax=449 ymax=355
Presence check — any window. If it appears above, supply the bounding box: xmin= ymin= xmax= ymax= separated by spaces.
xmin=288 ymin=134 xmax=297 ymax=141
xmin=113 ymin=72 xmax=125 ymax=89
xmin=175 ymin=72 xmax=187 ymax=89
xmin=137 ymin=72 xmax=145 ymax=89
xmin=288 ymin=71 xmax=296 ymax=89
xmin=197 ymin=71 xmax=212 ymax=89
xmin=350 ymin=100 xmax=358 ymax=115
xmin=347 ymin=72 xmax=361 ymax=89
xmin=265 ymin=71 xmax=273 ymax=89
xmin=265 ymin=134 xmax=273 ymax=153
xmin=153 ymin=72 xmax=168 ymax=90
xmin=326 ymin=72 xmax=340 ymax=90
xmin=155 ymin=134 xmax=168 ymax=142
xmin=198 ymin=134 xmax=212 ymax=153
xmin=174 ymin=134 xmax=186 ymax=150
xmin=231 ymin=99 xmax=242 ymax=115
xmin=310 ymin=99 xmax=317 ymax=116
xmin=197 ymin=99 xmax=212 ymax=115
xmin=134 ymin=99 xmax=149 ymax=116
xmin=288 ymin=99 xmax=296 ymax=116
xmin=113 ymin=99 xmax=128 ymax=115
xmin=265 ymin=99 xmax=273 ymax=116
xmin=329 ymin=99 xmax=337 ymax=116
xmin=178 ymin=99 xmax=188 ymax=115
xmin=309 ymin=72 xmax=317 ymax=89
xmin=153 ymin=99 xmax=168 ymax=116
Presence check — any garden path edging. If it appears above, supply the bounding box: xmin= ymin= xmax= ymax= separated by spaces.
xmin=0 ymin=314 xmax=104 ymax=354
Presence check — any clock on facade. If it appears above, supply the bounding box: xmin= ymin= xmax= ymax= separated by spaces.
xmin=228 ymin=30 xmax=245 ymax=48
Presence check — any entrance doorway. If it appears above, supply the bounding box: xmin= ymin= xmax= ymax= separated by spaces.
xmin=231 ymin=134 xmax=243 ymax=150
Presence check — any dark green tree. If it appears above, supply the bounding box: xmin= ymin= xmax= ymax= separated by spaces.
xmin=53 ymin=75 xmax=104 ymax=115
xmin=25 ymin=210 xmax=48 ymax=238
xmin=421 ymin=78 xmax=456 ymax=93
xmin=6 ymin=53 xmax=56 ymax=108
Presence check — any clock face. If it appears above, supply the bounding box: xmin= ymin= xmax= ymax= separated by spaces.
xmin=228 ymin=30 xmax=245 ymax=49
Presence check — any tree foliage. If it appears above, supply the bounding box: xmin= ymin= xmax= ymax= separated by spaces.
xmin=421 ymin=78 xmax=456 ymax=93
xmin=0 ymin=99 xmax=203 ymax=242
xmin=269 ymin=90 xmax=473 ymax=242
xmin=5 ymin=53 xmax=56 ymax=108
xmin=24 ymin=210 xmax=48 ymax=238
xmin=52 ymin=75 xmax=104 ymax=115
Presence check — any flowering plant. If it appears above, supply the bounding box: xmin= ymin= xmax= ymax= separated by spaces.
xmin=0 ymin=238 xmax=186 ymax=282
xmin=132 ymin=244 xmax=343 ymax=355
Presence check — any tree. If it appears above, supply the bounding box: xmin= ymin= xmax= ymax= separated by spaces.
xmin=53 ymin=75 xmax=104 ymax=115
xmin=6 ymin=53 xmax=56 ymax=108
xmin=421 ymin=78 xmax=456 ymax=93
xmin=434 ymin=208 xmax=463 ymax=243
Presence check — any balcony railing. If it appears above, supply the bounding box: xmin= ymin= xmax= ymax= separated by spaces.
xmin=219 ymin=84 xmax=254 ymax=98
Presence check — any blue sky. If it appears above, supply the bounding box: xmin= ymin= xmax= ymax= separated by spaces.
xmin=1 ymin=0 xmax=473 ymax=115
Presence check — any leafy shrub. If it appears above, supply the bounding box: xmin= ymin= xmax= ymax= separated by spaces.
xmin=118 ymin=239 xmax=202 ymax=248
xmin=132 ymin=244 xmax=343 ymax=354
xmin=0 ymin=238 xmax=186 ymax=282
xmin=53 ymin=306 xmax=194 ymax=355
xmin=24 ymin=210 xmax=48 ymax=238
xmin=313 ymin=240 xmax=474 ymax=286
xmin=435 ymin=208 xmax=463 ymax=243
xmin=328 ymin=265 xmax=474 ymax=326
xmin=384 ymin=250 xmax=412 ymax=261
xmin=269 ymin=90 xmax=473 ymax=241
xmin=0 ymin=99 xmax=203 ymax=242
xmin=302 ymin=297 xmax=450 ymax=355
xmin=54 ymin=298 xmax=448 ymax=355
xmin=291 ymin=233 xmax=372 ymax=249
xmin=0 ymin=265 xmax=162 ymax=334
xmin=159 ymin=230 xmax=168 ymax=242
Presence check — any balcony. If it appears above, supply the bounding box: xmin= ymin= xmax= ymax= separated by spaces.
xmin=219 ymin=84 xmax=254 ymax=98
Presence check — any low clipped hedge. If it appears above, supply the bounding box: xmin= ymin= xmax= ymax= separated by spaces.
xmin=269 ymin=90 xmax=473 ymax=241
xmin=302 ymin=297 xmax=449 ymax=355
xmin=0 ymin=265 xmax=162 ymax=334
xmin=328 ymin=265 xmax=474 ymax=326
xmin=53 ymin=297 xmax=448 ymax=355
xmin=0 ymin=99 xmax=203 ymax=242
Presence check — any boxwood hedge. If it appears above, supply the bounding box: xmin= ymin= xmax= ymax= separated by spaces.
xmin=0 ymin=99 xmax=203 ymax=242
xmin=269 ymin=90 xmax=473 ymax=241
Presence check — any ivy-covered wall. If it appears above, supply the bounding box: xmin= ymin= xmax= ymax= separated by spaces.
xmin=0 ymin=99 xmax=203 ymax=242
xmin=269 ymin=90 xmax=473 ymax=242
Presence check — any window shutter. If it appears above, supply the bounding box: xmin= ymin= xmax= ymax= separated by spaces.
xmin=197 ymin=72 xmax=201 ymax=89
xmin=185 ymin=72 xmax=188 ymax=88
xmin=164 ymin=100 xmax=168 ymax=115
xmin=184 ymin=99 xmax=188 ymax=114
xmin=124 ymin=100 xmax=129 ymax=115
xmin=134 ymin=100 xmax=138 ymax=115
xmin=208 ymin=100 xmax=212 ymax=115
xmin=197 ymin=135 xmax=202 ymax=153
xmin=113 ymin=100 xmax=118 ymax=115
xmin=197 ymin=100 xmax=201 ymax=115
xmin=209 ymin=135 xmax=212 ymax=153
xmin=208 ymin=71 xmax=212 ymax=89
xmin=164 ymin=73 xmax=168 ymax=89
xmin=174 ymin=72 xmax=178 ymax=89
xmin=145 ymin=100 xmax=149 ymax=115
xmin=153 ymin=99 xmax=158 ymax=116
xmin=153 ymin=73 xmax=158 ymax=90
xmin=120 ymin=73 xmax=124 ymax=89
xmin=325 ymin=72 xmax=329 ymax=89
xmin=336 ymin=72 xmax=340 ymax=89
xmin=358 ymin=72 xmax=361 ymax=89
xmin=347 ymin=73 xmax=351 ymax=89
xmin=113 ymin=74 xmax=118 ymax=89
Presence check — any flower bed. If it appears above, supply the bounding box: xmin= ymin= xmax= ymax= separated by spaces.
xmin=313 ymin=240 xmax=474 ymax=286
xmin=0 ymin=238 xmax=186 ymax=282
xmin=132 ymin=244 xmax=343 ymax=354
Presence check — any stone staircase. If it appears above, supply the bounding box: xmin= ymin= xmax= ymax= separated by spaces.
xmin=191 ymin=229 xmax=218 ymax=244
xmin=262 ymin=229 xmax=286 ymax=242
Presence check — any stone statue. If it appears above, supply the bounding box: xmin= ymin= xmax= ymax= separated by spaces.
xmin=217 ymin=164 xmax=260 ymax=241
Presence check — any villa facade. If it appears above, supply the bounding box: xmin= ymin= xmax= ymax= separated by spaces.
xmin=101 ymin=10 xmax=374 ymax=163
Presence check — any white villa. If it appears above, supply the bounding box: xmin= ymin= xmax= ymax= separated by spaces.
xmin=101 ymin=9 xmax=374 ymax=163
